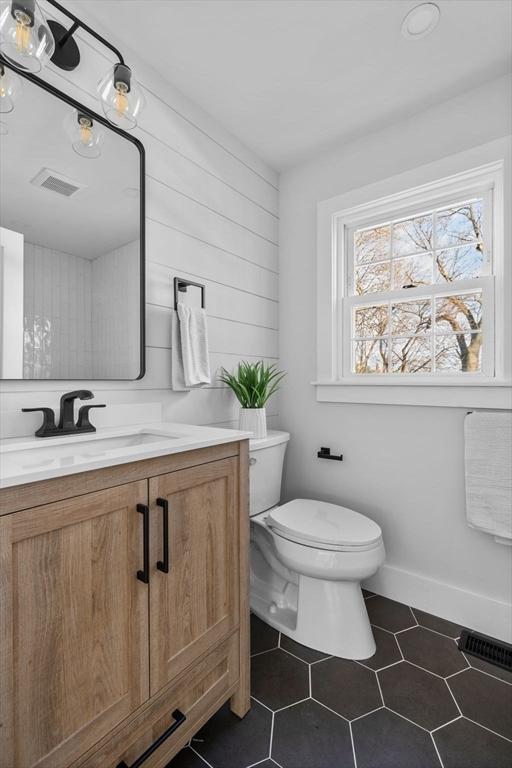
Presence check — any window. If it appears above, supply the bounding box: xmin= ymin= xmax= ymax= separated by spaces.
xmin=316 ymin=145 xmax=511 ymax=408
xmin=345 ymin=196 xmax=491 ymax=377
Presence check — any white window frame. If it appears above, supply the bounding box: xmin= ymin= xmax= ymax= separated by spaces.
xmin=315 ymin=139 xmax=512 ymax=408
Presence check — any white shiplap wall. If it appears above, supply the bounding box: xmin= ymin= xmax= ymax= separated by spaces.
xmin=0 ymin=3 xmax=279 ymax=438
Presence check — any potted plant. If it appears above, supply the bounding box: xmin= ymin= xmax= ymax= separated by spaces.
xmin=220 ymin=361 xmax=286 ymax=439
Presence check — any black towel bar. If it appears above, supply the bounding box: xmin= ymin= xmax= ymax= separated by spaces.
xmin=174 ymin=277 xmax=206 ymax=310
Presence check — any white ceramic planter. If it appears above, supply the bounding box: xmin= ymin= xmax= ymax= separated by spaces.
xmin=239 ymin=407 xmax=267 ymax=439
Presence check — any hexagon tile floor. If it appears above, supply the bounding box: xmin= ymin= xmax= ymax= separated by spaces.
xmin=167 ymin=592 xmax=512 ymax=768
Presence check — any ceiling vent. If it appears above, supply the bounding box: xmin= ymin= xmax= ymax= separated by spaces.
xmin=30 ymin=168 xmax=86 ymax=198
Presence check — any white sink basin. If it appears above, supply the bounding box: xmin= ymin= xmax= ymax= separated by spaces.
xmin=4 ymin=432 xmax=174 ymax=471
xmin=0 ymin=422 xmax=252 ymax=488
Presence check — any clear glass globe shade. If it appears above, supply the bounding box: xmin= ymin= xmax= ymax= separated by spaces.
xmin=0 ymin=0 xmax=55 ymax=73
xmin=64 ymin=108 xmax=104 ymax=160
xmin=97 ymin=64 xmax=145 ymax=130
xmin=0 ymin=64 xmax=22 ymax=113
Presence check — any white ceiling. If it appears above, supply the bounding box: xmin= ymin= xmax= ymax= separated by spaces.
xmin=73 ymin=0 xmax=511 ymax=170
xmin=0 ymin=70 xmax=140 ymax=257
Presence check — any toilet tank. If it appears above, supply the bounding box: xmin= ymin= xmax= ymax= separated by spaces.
xmin=249 ymin=430 xmax=290 ymax=516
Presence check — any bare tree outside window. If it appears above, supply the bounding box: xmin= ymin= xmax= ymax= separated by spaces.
xmin=351 ymin=199 xmax=484 ymax=374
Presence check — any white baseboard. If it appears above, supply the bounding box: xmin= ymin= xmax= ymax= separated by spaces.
xmin=364 ymin=563 xmax=512 ymax=643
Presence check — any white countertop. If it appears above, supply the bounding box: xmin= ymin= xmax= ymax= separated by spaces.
xmin=0 ymin=422 xmax=252 ymax=489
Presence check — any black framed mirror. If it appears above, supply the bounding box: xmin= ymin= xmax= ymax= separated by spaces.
xmin=0 ymin=60 xmax=145 ymax=380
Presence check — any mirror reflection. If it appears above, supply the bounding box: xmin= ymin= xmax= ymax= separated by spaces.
xmin=0 ymin=67 xmax=143 ymax=380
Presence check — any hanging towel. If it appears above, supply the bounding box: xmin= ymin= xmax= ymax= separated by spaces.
xmin=171 ymin=309 xmax=189 ymax=391
xmin=176 ymin=302 xmax=211 ymax=387
xmin=465 ymin=411 xmax=512 ymax=544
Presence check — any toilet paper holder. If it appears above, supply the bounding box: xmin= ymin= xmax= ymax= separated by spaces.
xmin=317 ymin=447 xmax=343 ymax=461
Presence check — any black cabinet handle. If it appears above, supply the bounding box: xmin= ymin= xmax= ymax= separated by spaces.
xmin=136 ymin=504 xmax=150 ymax=584
xmin=156 ymin=497 xmax=170 ymax=573
xmin=116 ymin=709 xmax=186 ymax=768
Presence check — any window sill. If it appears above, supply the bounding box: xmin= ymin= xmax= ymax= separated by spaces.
xmin=313 ymin=380 xmax=512 ymax=408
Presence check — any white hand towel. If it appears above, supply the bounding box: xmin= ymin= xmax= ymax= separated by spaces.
xmin=176 ymin=302 xmax=211 ymax=387
xmin=465 ymin=411 xmax=512 ymax=543
xmin=171 ymin=309 xmax=189 ymax=390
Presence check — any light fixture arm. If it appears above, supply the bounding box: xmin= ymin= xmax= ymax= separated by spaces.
xmin=54 ymin=20 xmax=80 ymax=50
xmin=46 ymin=0 xmax=125 ymax=66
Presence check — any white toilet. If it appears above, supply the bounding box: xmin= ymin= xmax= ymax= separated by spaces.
xmin=249 ymin=430 xmax=385 ymax=660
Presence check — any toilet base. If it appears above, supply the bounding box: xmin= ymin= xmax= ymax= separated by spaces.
xmin=251 ymin=571 xmax=376 ymax=660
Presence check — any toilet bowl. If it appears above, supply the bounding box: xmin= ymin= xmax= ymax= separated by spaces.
xmin=249 ymin=432 xmax=385 ymax=659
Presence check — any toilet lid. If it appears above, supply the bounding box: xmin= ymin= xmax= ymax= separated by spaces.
xmin=266 ymin=499 xmax=382 ymax=548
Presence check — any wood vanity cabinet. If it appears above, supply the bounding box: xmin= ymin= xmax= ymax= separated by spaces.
xmin=0 ymin=441 xmax=250 ymax=768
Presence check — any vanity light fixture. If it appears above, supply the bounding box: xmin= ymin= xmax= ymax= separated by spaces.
xmin=0 ymin=0 xmax=145 ymax=130
xmin=0 ymin=0 xmax=54 ymax=72
xmin=64 ymin=108 xmax=103 ymax=159
xmin=0 ymin=60 xmax=21 ymax=111
xmin=47 ymin=0 xmax=145 ymax=130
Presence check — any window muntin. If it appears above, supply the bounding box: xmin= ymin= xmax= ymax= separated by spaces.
xmin=353 ymin=198 xmax=484 ymax=296
xmin=346 ymin=196 xmax=491 ymax=377
xmin=352 ymin=290 xmax=483 ymax=375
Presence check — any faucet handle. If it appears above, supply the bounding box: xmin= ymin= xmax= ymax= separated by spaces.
xmin=21 ymin=407 xmax=59 ymax=438
xmin=76 ymin=404 xmax=106 ymax=432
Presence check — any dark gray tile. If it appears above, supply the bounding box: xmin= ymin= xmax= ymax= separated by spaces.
xmin=251 ymin=648 xmax=309 ymax=711
xmin=448 ymin=668 xmax=512 ymax=741
xmin=352 ymin=708 xmax=441 ymax=768
xmin=363 ymin=589 xmax=376 ymax=598
xmin=312 ymin=657 xmax=382 ymax=720
xmin=366 ymin=596 xmax=416 ymax=633
xmin=192 ymin=701 xmax=272 ymax=768
xmin=251 ymin=613 xmax=279 ymax=656
xmin=246 ymin=762 xmax=276 ymax=768
xmin=465 ymin=652 xmax=512 ymax=684
xmin=411 ymin=608 xmax=462 ymax=639
xmin=358 ymin=626 xmax=402 ymax=671
xmin=166 ymin=747 xmax=209 ymax=768
xmin=280 ymin=634 xmax=330 ymax=663
xmin=434 ymin=717 xmax=512 ymax=768
xmin=272 ymin=699 xmax=354 ymax=768
xmin=398 ymin=626 xmax=469 ymax=677
xmin=379 ymin=661 xmax=459 ymax=731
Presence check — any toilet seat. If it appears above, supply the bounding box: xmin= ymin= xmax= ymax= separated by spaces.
xmin=265 ymin=498 xmax=382 ymax=552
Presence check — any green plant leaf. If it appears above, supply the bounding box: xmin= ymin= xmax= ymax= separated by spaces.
xmin=220 ymin=361 xmax=287 ymax=408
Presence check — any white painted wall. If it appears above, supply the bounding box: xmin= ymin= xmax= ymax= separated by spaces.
xmin=0 ymin=6 xmax=279 ymax=439
xmin=279 ymin=73 xmax=512 ymax=641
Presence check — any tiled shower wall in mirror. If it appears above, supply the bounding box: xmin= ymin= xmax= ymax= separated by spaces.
xmin=23 ymin=241 xmax=139 ymax=380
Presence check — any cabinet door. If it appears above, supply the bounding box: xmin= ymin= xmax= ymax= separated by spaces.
xmin=0 ymin=481 xmax=150 ymax=768
xmin=149 ymin=458 xmax=239 ymax=693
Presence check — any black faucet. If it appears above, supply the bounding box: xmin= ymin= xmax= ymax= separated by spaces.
xmin=58 ymin=390 xmax=93 ymax=430
xmin=22 ymin=390 xmax=106 ymax=438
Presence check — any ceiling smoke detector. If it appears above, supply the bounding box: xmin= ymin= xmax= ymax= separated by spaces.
xmin=401 ymin=3 xmax=441 ymax=39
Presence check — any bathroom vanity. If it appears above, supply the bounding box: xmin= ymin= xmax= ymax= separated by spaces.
xmin=0 ymin=424 xmax=251 ymax=768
